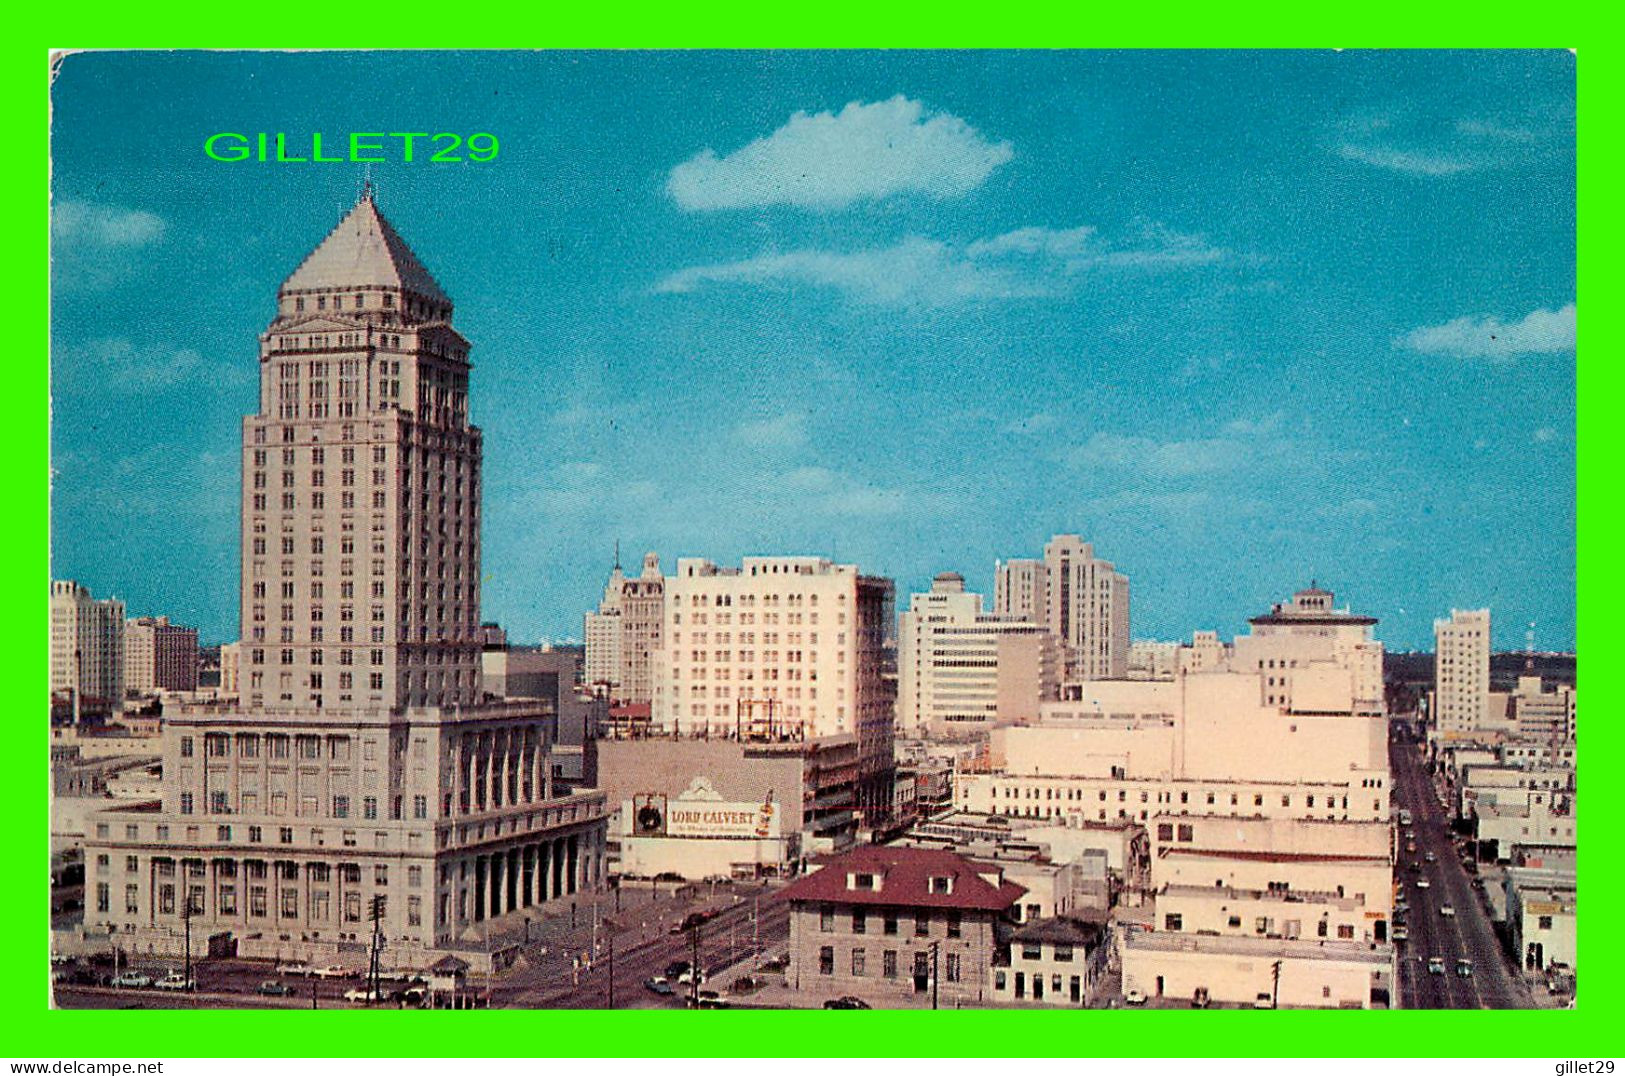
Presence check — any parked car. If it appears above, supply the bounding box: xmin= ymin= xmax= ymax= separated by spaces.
xmin=676 ymin=967 xmax=708 ymax=985
xmin=1455 ymin=959 xmax=1474 ymax=978
xmin=1392 ymin=927 xmax=1408 ymax=943
xmin=1252 ymin=993 xmax=1273 ymax=1009
xmin=1124 ymin=989 xmax=1147 ymax=1006
xmin=401 ymin=985 xmax=428 ymax=1006
xmin=257 ymin=980 xmax=295 ymax=996
xmin=1423 ymin=852 xmax=1437 ymax=863
xmin=154 ymin=972 xmax=195 ymax=991
xmin=1416 ymin=878 xmax=1431 ymax=889
xmin=644 ymin=976 xmax=674 ymax=995
xmin=665 ymin=960 xmax=691 ymax=979
xmin=1427 ymin=957 xmax=1445 ymax=975
xmin=822 ymin=996 xmax=871 ymax=1010
xmin=310 ymin=965 xmax=354 ymax=979
xmin=343 ymin=986 xmax=384 ymax=1002
xmin=1439 ymin=904 xmax=1455 ymax=917
xmin=275 ymin=960 xmax=311 ymax=976
xmin=730 ymin=975 xmax=763 ymax=994
xmin=671 ymin=911 xmax=713 ymax=934
xmin=110 ymin=972 xmax=152 ymax=988
xmin=1191 ymin=987 xmax=1210 ymax=1009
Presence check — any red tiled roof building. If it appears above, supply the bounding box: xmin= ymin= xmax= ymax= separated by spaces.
xmin=778 ymin=844 xmax=1026 ymax=1008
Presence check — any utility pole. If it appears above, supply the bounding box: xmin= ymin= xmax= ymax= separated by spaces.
xmin=1271 ymin=960 xmax=1282 ymax=1009
xmin=368 ymin=894 xmax=386 ymax=1003
xmin=689 ymin=921 xmax=702 ymax=1009
xmin=182 ymin=900 xmax=193 ymax=992
xmin=931 ymin=941 xmax=940 ymax=1011
xmin=606 ymin=931 xmax=615 ymax=1009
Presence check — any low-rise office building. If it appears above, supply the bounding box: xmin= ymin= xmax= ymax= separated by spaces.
xmin=1121 ymin=927 xmax=1394 ymax=1009
xmin=1505 ymin=868 xmax=1577 ymax=973
xmin=991 ymin=917 xmax=1108 ymax=1006
xmin=596 ymin=732 xmax=861 ymax=866
xmin=617 ymin=776 xmax=792 ymax=880
xmin=779 ymin=844 xmax=1026 ymax=1008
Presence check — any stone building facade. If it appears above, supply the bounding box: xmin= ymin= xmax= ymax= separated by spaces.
xmin=81 ymin=191 xmax=607 ymax=971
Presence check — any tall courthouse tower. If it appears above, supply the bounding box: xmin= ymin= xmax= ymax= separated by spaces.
xmin=83 ymin=193 xmax=608 ymax=970
xmin=243 ymin=189 xmax=481 ymax=712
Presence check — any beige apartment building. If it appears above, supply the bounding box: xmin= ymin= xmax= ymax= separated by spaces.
xmin=1434 ymin=608 xmax=1491 ymax=735
xmin=50 ymin=580 xmax=125 ymax=708
xmin=896 ymin=572 xmax=1061 ymax=740
xmin=124 ymin=616 xmax=199 ymax=695
xmin=81 ymin=191 xmax=607 ymax=971
xmin=654 ymin=555 xmax=895 ymax=824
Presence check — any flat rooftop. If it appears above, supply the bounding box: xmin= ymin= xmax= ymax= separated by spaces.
xmin=1124 ymin=929 xmax=1391 ymax=964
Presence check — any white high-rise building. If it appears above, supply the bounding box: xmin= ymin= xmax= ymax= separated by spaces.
xmin=50 ymin=580 xmax=125 ymax=706
xmin=583 ymin=559 xmax=626 ymax=693
xmin=124 ymin=615 xmax=199 ymax=694
xmin=993 ymin=558 xmax=1047 ymax=624
xmin=655 ymin=555 xmax=895 ymax=822
xmin=1435 ymin=608 xmax=1491 ymax=735
xmin=897 ymin=572 xmax=1061 ymax=739
xmin=1042 ymin=534 xmax=1130 ymax=680
xmin=583 ymin=551 xmax=664 ymax=704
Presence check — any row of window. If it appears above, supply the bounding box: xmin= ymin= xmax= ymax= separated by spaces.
xmin=816 ymin=946 xmax=962 ymax=982
xmin=96 ymin=881 xmax=425 ymax=925
xmin=818 ymin=905 xmax=962 ymax=938
xmin=175 ymin=792 xmax=430 ymax=822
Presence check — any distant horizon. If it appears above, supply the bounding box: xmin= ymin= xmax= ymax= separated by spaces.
xmin=50 ymin=51 xmax=1575 ymax=654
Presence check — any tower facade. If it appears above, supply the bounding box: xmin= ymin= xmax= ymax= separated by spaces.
xmin=49 ymin=579 xmax=125 ymax=706
xmin=1434 ymin=608 xmax=1491 ymax=735
xmin=81 ymin=195 xmax=607 ymax=972
xmin=241 ymin=192 xmax=482 ymax=713
xmin=1042 ymin=534 xmax=1130 ymax=680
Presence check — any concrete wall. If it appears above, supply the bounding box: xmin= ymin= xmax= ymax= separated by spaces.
xmin=1121 ymin=938 xmax=1381 ymax=1009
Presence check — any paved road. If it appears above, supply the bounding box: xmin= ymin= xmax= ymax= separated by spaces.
xmin=497 ymin=885 xmax=790 ymax=1009
xmin=51 ymin=879 xmax=784 ymax=1011
xmin=1390 ymin=732 xmax=1532 ymax=1009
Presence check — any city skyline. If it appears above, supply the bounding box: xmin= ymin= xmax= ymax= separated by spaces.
xmin=49 ymin=50 xmax=1576 ymax=651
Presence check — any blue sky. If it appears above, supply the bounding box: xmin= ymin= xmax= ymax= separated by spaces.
xmin=49 ymin=50 xmax=1576 ymax=652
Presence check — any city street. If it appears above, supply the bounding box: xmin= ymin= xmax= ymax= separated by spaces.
xmin=53 ymin=878 xmax=791 ymax=1011
xmin=495 ymin=881 xmax=790 ymax=1009
xmin=1389 ymin=731 xmax=1533 ymax=1009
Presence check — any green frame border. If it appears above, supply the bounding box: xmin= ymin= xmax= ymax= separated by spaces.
xmin=17 ymin=20 xmax=1604 ymax=1058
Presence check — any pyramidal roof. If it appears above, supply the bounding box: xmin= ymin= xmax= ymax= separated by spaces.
xmin=280 ymin=191 xmax=449 ymax=304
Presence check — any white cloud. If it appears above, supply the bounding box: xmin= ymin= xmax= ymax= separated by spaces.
xmin=667 ymin=95 xmax=1012 ymax=211
xmin=735 ymin=411 xmax=808 ymax=449
xmin=1221 ymin=412 xmax=1284 ymax=437
xmin=1335 ymin=109 xmax=1568 ymax=177
xmin=1067 ymin=431 xmax=1251 ymax=479
xmin=655 ymin=223 xmax=1225 ymax=309
xmin=779 ymin=466 xmax=913 ymax=516
xmin=54 ymin=337 xmax=249 ymax=395
xmin=1336 ymin=144 xmax=1476 ymax=176
xmin=1399 ymin=303 xmax=1576 ymax=360
xmin=1002 ymin=412 xmax=1058 ymax=436
xmin=1533 ymin=427 xmax=1558 ymax=443
xmin=52 ymin=200 xmax=165 ymax=247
